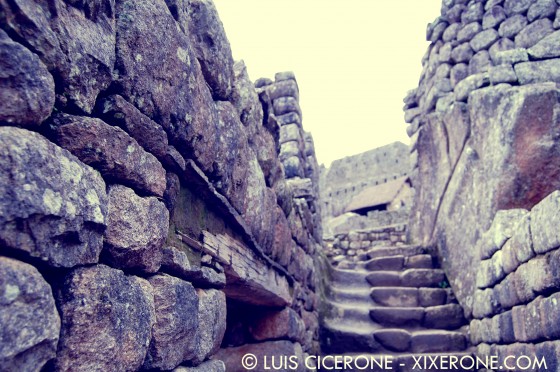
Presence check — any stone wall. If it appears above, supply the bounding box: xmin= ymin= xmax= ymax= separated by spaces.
xmin=470 ymin=194 xmax=560 ymax=371
xmin=406 ymin=0 xmax=560 ymax=317
xmin=320 ymin=142 xmax=411 ymax=219
xmin=325 ymin=209 xmax=410 ymax=237
xmin=0 ymin=1 xmax=321 ymax=371
xmin=323 ymin=224 xmax=407 ymax=267
xmin=407 ymin=0 xmax=560 ymax=366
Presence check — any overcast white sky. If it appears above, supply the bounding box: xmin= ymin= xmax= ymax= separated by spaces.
xmin=213 ymin=1 xmax=442 ymax=167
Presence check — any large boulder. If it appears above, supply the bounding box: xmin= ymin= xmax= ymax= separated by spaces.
xmin=144 ymin=274 xmax=199 ymax=370
xmin=0 ymin=0 xmax=116 ymax=113
xmin=0 ymin=127 xmax=107 ymax=268
xmin=55 ymin=265 xmax=155 ymax=372
xmin=0 ymin=29 xmax=54 ymax=127
xmin=0 ymin=257 xmax=60 ymax=371
xmin=49 ymin=113 xmax=166 ymax=197
xmin=103 ymin=185 xmax=169 ymax=273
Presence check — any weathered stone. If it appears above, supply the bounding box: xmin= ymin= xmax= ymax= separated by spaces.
xmin=472 ymin=288 xmax=500 ymax=318
xmin=174 ymin=360 xmax=226 ymax=372
xmin=489 ymin=38 xmax=516 ymax=61
xmin=0 ymin=257 xmax=60 ymax=371
xmin=515 ymin=19 xmax=554 ymax=49
xmin=489 ymin=64 xmax=518 ymax=84
xmin=457 ymin=22 xmax=481 ymax=43
xmin=499 ymin=14 xmax=529 ymax=38
xmin=527 ymin=0 xmax=557 ymax=22
xmin=454 ymin=73 xmax=490 ymax=101
xmin=0 ymin=127 xmax=107 ymax=267
xmin=424 ymin=304 xmax=465 ymax=329
xmin=275 ymin=71 xmax=296 ymax=82
xmin=231 ymin=60 xmax=263 ymax=135
xmin=97 ymin=95 xmax=169 ymax=161
xmin=161 ymin=246 xmax=225 ymax=289
xmin=469 ymin=50 xmax=493 ymax=75
xmin=181 ymin=0 xmax=235 ymax=100
xmin=194 ymin=289 xmax=227 ymax=363
xmin=481 ymin=209 xmax=528 ymax=259
xmin=501 ymin=239 xmax=520 ymax=274
xmin=410 ymin=331 xmax=466 ymax=353
xmin=250 ymin=307 xmax=305 ymax=343
xmin=439 ymin=43 xmax=453 ymax=63
xmin=450 ymin=63 xmax=469 ymax=86
xmin=451 ymin=42 xmax=474 ymax=63
xmin=509 ymin=215 xmax=535 ymax=265
xmin=0 ymin=0 xmax=115 ymax=113
xmin=269 ymin=79 xmax=299 ymax=101
xmin=462 ymin=2 xmax=484 ymax=23
xmin=443 ymin=23 xmax=460 ymax=41
xmin=214 ymin=341 xmax=305 ymax=372
xmin=49 ymin=113 xmax=166 ymax=197
xmin=273 ymin=96 xmax=301 ymax=116
xmin=539 ymin=293 xmax=560 ymax=339
xmin=504 ymin=0 xmax=533 ymax=15
xmin=373 ymin=329 xmax=411 ymax=352
xmin=447 ymin=4 xmax=467 ymax=23
xmin=103 ymin=185 xmax=168 ymax=273
xmin=55 ymin=265 xmax=155 ymax=372
xmin=492 ymin=48 xmax=529 ymax=65
xmin=528 ymin=30 xmax=560 ymax=59
xmin=470 ymin=29 xmax=499 ymax=52
xmin=0 ymin=29 xmax=54 ymax=127
xmin=144 ymin=274 xmax=199 ymax=370
xmin=280 ymin=124 xmax=302 ymax=144
xmin=114 ymin=0 xmax=221 ymax=180
xmin=419 ymin=288 xmax=447 ymax=307
xmin=401 ymin=269 xmax=445 ymax=287
xmin=515 ymin=59 xmax=560 ymax=84
xmin=430 ymin=21 xmax=448 ymax=43
xmin=483 ymin=6 xmax=506 ymax=30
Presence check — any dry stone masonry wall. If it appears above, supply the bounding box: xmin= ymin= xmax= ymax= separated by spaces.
xmin=0 ymin=1 xmax=322 ymax=371
xmin=407 ymin=0 xmax=560 ymax=368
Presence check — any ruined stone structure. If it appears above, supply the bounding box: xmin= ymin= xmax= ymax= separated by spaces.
xmin=406 ymin=0 xmax=560 ymax=369
xmin=320 ymin=142 xmax=411 ymax=221
xmin=0 ymin=1 xmax=321 ymax=371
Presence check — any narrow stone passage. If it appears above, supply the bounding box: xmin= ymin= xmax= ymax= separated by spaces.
xmin=319 ymin=226 xmax=471 ymax=371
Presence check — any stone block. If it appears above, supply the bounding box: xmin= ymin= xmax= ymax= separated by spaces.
xmin=0 ymin=257 xmax=60 ymax=371
xmin=0 ymin=127 xmax=107 ymax=268
xmin=56 ymin=265 xmax=155 ymax=371
xmin=515 ymin=19 xmax=554 ymax=49
xmin=193 ymin=289 xmax=227 ymax=363
xmin=531 ymin=191 xmax=560 ymax=254
xmin=499 ymin=14 xmax=529 ymax=38
xmin=103 ymin=185 xmax=168 ymax=273
xmin=470 ymin=29 xmax=499 ymax=52
xmin=483 ymin=6 xmax=506 ymax=30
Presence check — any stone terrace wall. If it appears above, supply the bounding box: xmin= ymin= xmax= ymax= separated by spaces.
xmin=320 ymin=142 xmax=411 ymax=219
xmin=407 ymin=0 xmax=560 ymax=367
xmin=323 ymin=224 xmax=407 ymax=267
xmin=0 ymin=1 xmax=321 ymax=371
xmin=470 ymin=194 xmax=560 ymax=371
xmin=406 ymin=0 xmax=560 ymax=317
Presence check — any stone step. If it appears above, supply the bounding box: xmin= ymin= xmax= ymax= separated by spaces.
xmin=330 ymin=267 xmax=368 ymax=286
xmin=325 ymin=301 xmax=372 ymax=324
xmin=328 ymin=286 xmax=373 ymax=304
xmin=319 ymin=321 xmax=381 ymax=355
xmin=317 ymin=352 xmax=474 ymax=372
xmin=364 ymin=245 xmax=426 ymax=260
xmin=409 ymin=330 xmax=467 ymax=353
xmin=366 ymin=269 xmax=445 ymax=288
xmin=361 ymin=254 xmax=434 ymax=271
xmin=370 ymin=287 xmax=450 ymax=307
xmin=372 ymin=328 xmax=467 ymax=354
xmin=369 ymin=304 xmax=465 ymax=330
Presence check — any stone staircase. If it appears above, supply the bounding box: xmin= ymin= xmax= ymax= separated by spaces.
xmin=320 ymin=244 xmax=473 ymax=371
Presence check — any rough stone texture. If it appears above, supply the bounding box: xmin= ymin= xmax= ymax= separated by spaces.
xmin=528 ymin=30 xmax=560 ymax=59
xmin=97 ymin=94 xmax=169 ymax=161
xmin=515 ymin=19 xmax=554 ymax=49
xmin=160 ymin=246 xmax=225 ymax=288
xmin=470 ymin=29 xmax=499 ymax=52
xmin=184 ymin=0 xmax=234 ymax=100
xmin=0 ymin=257 xmax=60 ymax=371
xmin=193 ymin=289 xmax=227 ymax=364
xmin=0 ymin=127 xmax=107 ymax=268
xmin=49 ymin=113 xmax=166 ymax=197
xmin=515 ymin=59 xmax=560 ymax=84
xmin=0 ymin=0 xmax=116 ymax=113
xmin=55 ymin=265 xmax=155 ymax=372
xmin=0 ymin=29 xmax=54 ymax=127
xmin=249 ymin=307 xmax=305 ymax=343
xmin=499 ymin=15 xmax=528 ymax=38
xmin=531 ymin=191 xmax=560 ymax=254
xmin=104 ymin=185 xmax=169 ymax=273
xmin=144 ymin=274 xmax=199 ymax=370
